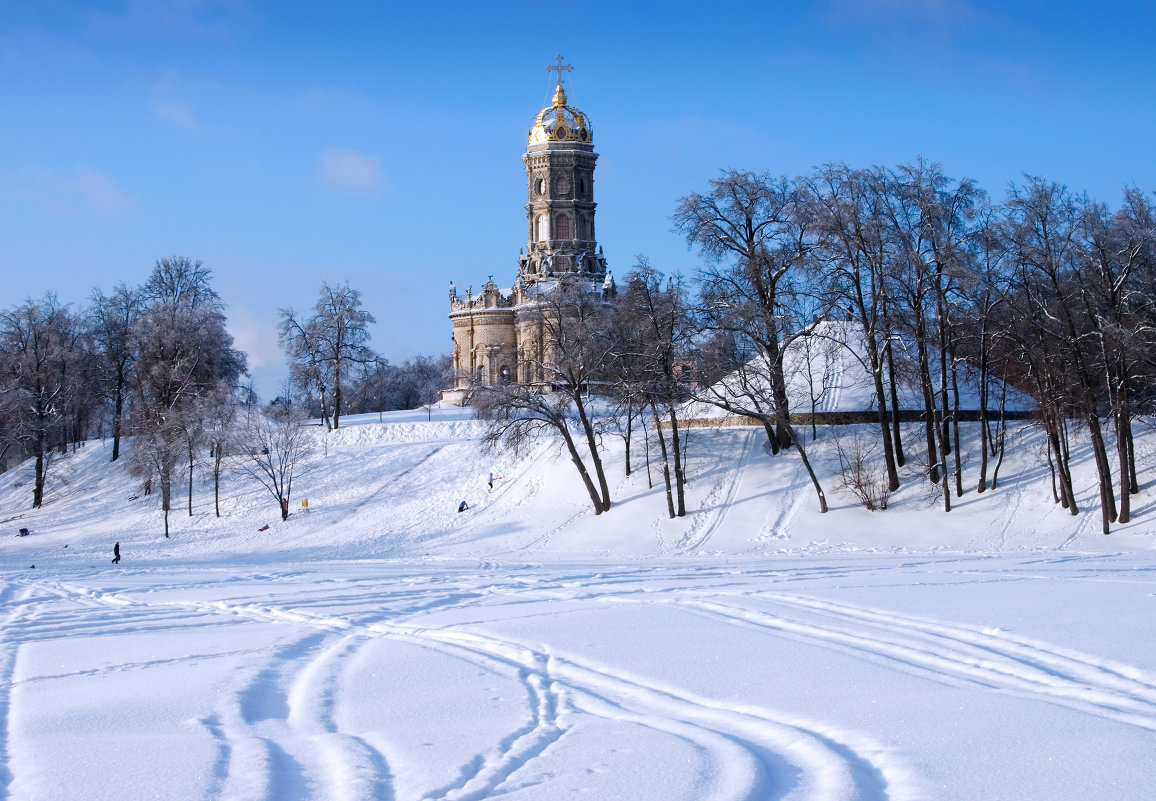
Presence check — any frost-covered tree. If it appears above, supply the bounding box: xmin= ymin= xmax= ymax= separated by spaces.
xmin=675 ymin=170 xmax=815 ymax=452
xmin=87 ymin=282 xmax=142 ymax=462
xmin=128 ymin=256 xmax=247 ymax=536
xmin=0 ymin=293 xmax=82 ymax=508
xmin=239 ymin=405 xmax=315 ymax=522
xmin=279 ymin=281 xmax=375 ymax=430
xmin=610 ymin=262 xmax=695 ymax=517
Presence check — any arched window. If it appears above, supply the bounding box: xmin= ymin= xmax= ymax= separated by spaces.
xmin=554 ymin=214 xmax=570 ymax=240
xmin=537 ymin=213 xmax=549 ymax=241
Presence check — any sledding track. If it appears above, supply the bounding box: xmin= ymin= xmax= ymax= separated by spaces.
xmin=4 ymin=571 xmax=909 ymax=801
xmin=5 ymin=557 xmax=1155 ymax=801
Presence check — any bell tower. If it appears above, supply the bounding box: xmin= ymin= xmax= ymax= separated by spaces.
xmin=444 ymin=56 xmax=613 ymax=403
xmin=519 ymin=55 xmax=607 ymax=286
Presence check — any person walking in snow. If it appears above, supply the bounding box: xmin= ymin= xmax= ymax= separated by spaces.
xmin=458 ymin=500 xmax=469 ymax=513
xmin=488 ymin=472 xmax=494 ymax=491
xmin=111 ymin=541 xmax=120 ymax=564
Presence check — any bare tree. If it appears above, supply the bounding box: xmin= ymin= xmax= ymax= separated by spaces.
xmin=87 ymin=283 xmax=142 ymax=462
xmin=239 ymin=406 xmax=315 ymax=521
xmin=279 ymin=281 xmax=375 ymax=430
xmin=611 ymin=262 xmax=695 ymax=517
xmin=1002 ymin=179 xmax=1117 ymax=532
xmin=128 ymin=256 xmax=247 ymax=535
xmin=472 ymin=279 xmax=614 ymax=514
xmin=203 ymin=386 xmax=240 ymax=518
xmin=807 ymin=164 xmax=901 ymax=492
xmin=1076 ymin=188 xmax=1156 ymax=524
xmin=0 ymin=293 xmax=81 ymax=508
xmin=675 ymin=170 xmax=810 ymax=452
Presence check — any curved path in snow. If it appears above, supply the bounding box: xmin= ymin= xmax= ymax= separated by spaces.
xmin=4 ymin=558 xmax=1154 ymax=800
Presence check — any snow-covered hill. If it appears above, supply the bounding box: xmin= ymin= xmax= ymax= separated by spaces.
xmin=4 ymin=405 xmax=1153 ymax=568
xmin=3 ymin=408 xmax=1155 ymax=801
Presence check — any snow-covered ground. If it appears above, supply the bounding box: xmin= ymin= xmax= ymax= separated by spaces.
xmin=2 ymin=407 xmax=1154 ymax=800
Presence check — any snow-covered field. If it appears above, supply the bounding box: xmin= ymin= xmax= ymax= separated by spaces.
xmin=2 ymin=408 xmax=1155 ymax=800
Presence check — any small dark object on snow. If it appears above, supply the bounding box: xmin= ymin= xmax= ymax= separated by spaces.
xmin=29 ymin=565 xmax=35 ymax=569
xmin=458 ymin=501 xmax=469 ymax=513
xmin=63 ymin=544 xmax=68 ymax=548
xmin=112 ymin=542 xmax=120 ymax=564
xmin=18 ymin=527 xmax=30 ymax=536
xmin=258 ymin=524 xmax=270 ymax=531
xmin=128 ymin=494 xmax=139 ymax=501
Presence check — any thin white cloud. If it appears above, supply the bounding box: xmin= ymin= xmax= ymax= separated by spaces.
xmin=226 ymin=306 xmax=282 ymax=371
xmin=29 ymin=167 xmax=136 ymax=219
xmin=71 ymin=168 xmax=136 ymax=218
xmin=151 ymin=99 xmax=197 ymax=128
xmin=320 ymin=148 xmax=383 ymax=194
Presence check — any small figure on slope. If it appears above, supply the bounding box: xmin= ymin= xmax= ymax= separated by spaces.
xmin=111 ymin=542 xmax=120 ymax=564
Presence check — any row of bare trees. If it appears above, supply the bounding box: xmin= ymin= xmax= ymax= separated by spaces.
xmin=675 ymin=165 xmax=1155 ymax=533
xmin=471 ymin=164 xmax=1155 ymax=532
xmin=1 ymin=257 xmax=249 ymax=533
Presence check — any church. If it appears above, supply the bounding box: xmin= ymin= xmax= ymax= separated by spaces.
xmin=442 ymin=57 xmax=613 ymax=405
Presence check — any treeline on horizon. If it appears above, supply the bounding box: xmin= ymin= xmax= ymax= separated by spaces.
xmin=470 ymin=161 xmax=1155 ymax=536
xmin=0 ymin=257 xmax=449 ymax=527
xmin=2 ymin=160 xmax=1154 ymax=537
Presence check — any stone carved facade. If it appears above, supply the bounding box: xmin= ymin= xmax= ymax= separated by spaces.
xmin=444 ymin=58 xmax=613 ymax=404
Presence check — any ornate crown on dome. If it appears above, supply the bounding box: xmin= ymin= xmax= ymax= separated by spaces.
xmin=529 ymin=56 xmax=592 ymax=145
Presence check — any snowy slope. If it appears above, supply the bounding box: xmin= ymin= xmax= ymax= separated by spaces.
xmin=2 ymin=409 xmax=1155 ymax=801
xmin=3 ymin=405 xmax=1153 ymax=567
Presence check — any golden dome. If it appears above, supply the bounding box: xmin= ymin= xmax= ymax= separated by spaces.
xmin=529 ymin=84 xmax=593 ymax=145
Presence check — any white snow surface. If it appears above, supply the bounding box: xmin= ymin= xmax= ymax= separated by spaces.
xmin=2 ymin=405 xmax=1155 ymax=800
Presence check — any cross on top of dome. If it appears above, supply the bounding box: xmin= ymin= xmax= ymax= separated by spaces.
xmin=546 ymin=54 xmax=572 ymax=88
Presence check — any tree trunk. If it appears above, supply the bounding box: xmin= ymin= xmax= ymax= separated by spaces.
xmin=668 ymin=407 xmax=686 ymax=517
xmin=761 ymin=419 xmax=781 ymax=455
xmin=575 ymin=398 xmax=611 ymax=512
xmin=111 ymin=373 xmax=125 ymax=462
xmin=161 ymin=470 xmax=173 ymax=536
xmin=214 ymin=448 xmax=223 ymax=518
xmin=650 ymin=402 xmax=676 ymax=518
xmin=950 ymin=354 xmax=963 ymax=498
xmin=785 ymin=417 xmax=827 ymax=513
xmin=914 ymin=313 xmax=940 ymax=485
xmin=1116 ymin=403 xmax=1131 ymax=524
xmin=187 ymin=442 xmax=194 ymax=516
xmin=641 ymin=411 xmax=653 ymax=489
xmin=991 ymin=386 xmax=1008 ymax=491
xmin=885 ymin=337 xmax=905 ymax=467
xmin=624 ymin=401 xmax=634 ymax=476
xmin=559 ymin=425 xmax=606 ymax=514
xmin=1048 ymin=420 xmax=1078 ymax=515
xmin=33 ymin=450 xmax=45 ymax=509
xmin=1085 ymin=414 xmax=1116 ymax=533
xmin=976 ymin=326 xmax=990 ymax=492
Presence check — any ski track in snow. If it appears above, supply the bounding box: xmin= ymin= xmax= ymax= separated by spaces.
xmin=6 ymin=557 xmax=1155 ymax=800
xmin=676 ymin=593 xmax=1156 ymax=732
xmin=671 ymin=430 xmax=756 ymax=555
xmin=6 ymin=572 xmax=929 ymax=801
xmin=750 ymin=453 xmax=810 ymax=554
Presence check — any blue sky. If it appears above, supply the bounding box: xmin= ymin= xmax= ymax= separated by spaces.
xmin=3 ymin=0 xmax=1154 ymax=400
